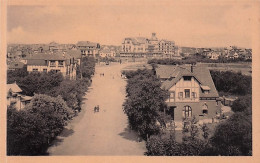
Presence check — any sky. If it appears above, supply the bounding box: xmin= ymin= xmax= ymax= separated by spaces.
xmin=7 ymin=0 xmax=254 ymax=48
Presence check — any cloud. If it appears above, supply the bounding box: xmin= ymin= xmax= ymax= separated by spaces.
xmin=6 ymin=3 xmax=253 ymax=47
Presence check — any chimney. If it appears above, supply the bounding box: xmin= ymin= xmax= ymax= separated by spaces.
xmin=191 ymin=64 xmax=195 ymax=73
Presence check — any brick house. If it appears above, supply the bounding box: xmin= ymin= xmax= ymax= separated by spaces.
xmin=156 ymin=64 xmax=221 ymax=127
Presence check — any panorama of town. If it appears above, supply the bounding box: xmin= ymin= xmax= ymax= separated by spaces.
xmin=7 ymin=32 xmax=252 ymax=156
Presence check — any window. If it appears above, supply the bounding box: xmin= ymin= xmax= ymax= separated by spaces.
xmin=32 ymin=68 xmax=38 ymax=72
xmin=192 ymin=92 xmax=197 ymax=99
xmin=169 ymin=91 xmax=175 ymax=101
xmin=178 ymin=92 xmax=183 ymax=99
xmin=202 ymin=103 xmax=208 ymax=115
xmin=183 ymin=106 xmax=192 ymax=118
xmin=43 ymin=69 xmax=47 ymax=72
xmin=50 ymin=61 xmax=56 ymax=67
xmin=203 ymin=90 xmax=209 ymax=94
xmin=183 ymin=76 xmax=192 ymax=81
xmin=58 ymin=61 xmax=64 ymax=67
xmin=184 ymin=89 xmax=190 ymax=98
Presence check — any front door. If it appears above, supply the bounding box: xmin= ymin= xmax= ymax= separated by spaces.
xmin=169 ymin=106 xmax=175 ymax=120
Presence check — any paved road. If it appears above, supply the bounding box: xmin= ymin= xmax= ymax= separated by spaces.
xmin=48 ymin=62 xmax=146 ymax=155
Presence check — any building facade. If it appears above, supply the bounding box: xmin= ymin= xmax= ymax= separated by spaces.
xmin=77 ymin=41 xmax=101 ymax=58
xmin=120 ymin=33 xmax=178 ymax=58
xmin=26 ymin=52 xmax=78 ymax=79
xmin=156 ymin=64 xmax=221 ymax=128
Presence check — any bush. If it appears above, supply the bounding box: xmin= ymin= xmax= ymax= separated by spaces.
xmin=145 ymin=134 xmax=207 ymax=156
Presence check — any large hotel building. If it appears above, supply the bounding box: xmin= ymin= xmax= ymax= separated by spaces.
xmin=120 ymin=33 xmax=180 ymax=59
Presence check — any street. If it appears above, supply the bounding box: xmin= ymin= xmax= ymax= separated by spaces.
xmin=47 ymin=62 xmax=146 ymax=155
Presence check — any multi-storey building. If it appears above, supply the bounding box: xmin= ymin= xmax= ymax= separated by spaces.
xmin=156 ymin=64 xmax=221 ymax=128
xmin=121 ymin=37 xmax=148 ymax=57
xmin=77 ymin=41 xmax=101 ymax=58
xmin=120 ymin=33 xmax=177 ymax=58
xmin=26 ymin=51 xmax=78 ymax=79
xmin=158 ymin=40 xmax=176 ymax=58
xmin=99 ymin=47 xmax=116 ymax=58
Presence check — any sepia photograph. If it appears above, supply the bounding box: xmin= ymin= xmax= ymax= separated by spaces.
xmin=1 ymin=0 xmax=260 ymax=161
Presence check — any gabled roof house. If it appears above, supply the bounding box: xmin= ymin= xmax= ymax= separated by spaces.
xmin=156 ymin=64 xmax=221 ymax=127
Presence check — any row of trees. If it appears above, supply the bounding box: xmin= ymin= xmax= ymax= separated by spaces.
xmin=7 ymin=57 xmax=95 ymax=155
xmin=210 ymin=70 xmax=252 ymax=96
xmin=7 ymin=95 xmax=74 ymax=155
xmin=122 ymin=69 xmax=168 ymax=140
xmin=123 ymin=68 xmax=252 ymax=156
xmin=148 ymin=54 xmax=251 ymax=66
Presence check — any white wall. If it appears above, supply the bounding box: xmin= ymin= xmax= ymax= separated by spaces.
xmin=168 ymin=76 xmax=200 ymax=102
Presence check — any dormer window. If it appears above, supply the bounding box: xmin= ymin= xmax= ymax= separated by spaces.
xmin=183 ymin=76 xmax=192 ymax=81
xmin=201 ymin=85 xmax=211 ymax=94
xmin=58 ymin=61 xmax=64 ymax=67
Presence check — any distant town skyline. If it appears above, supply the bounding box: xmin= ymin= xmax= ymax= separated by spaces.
xmin=7 ymin=1 xmax=253 ymax=48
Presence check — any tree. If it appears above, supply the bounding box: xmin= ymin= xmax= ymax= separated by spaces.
xmin=231 ymin=95 xmax=252 ymax=113
xmin=47 ymin=79 xmax=89 ymax=112
xmin=13 ymin=71 xmax=64 ymax=96
xmin=81 ymin=56 xmax=95 ymax=79
xmin=7 ymin=94 xmax=74 ymax=155
xmin=123 ymin=69 xmax=168 ymax=140
xmin=7 ymin=106 xmax=50 ymax=155
xmin=7 ymin=66 xmax=28 ymax=84
xmin=210 ymin=112 xmax=252 ymax=156
xmin=210 ymin=70 xmax=252 ymax=96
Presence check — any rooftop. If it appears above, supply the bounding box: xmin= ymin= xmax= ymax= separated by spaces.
xmin=7 ymin=82 xmax=22 ymax=94
xmin=157 ymin=64 xmax=219 ymax=98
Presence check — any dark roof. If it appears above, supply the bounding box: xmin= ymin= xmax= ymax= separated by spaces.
xmin=77 ymin=41 xmax=98 ymax=47
xmin=7 ymin=82 xmax=22 ymax=94
xmin=26 ymin=52 xmax=74 ymax=66
xmin=192 ymin=64 xmax=219 ymax=97
xmin=156 ymin=65 xmax=178 ymax=79
xmin=8 ymin=61 xmax=24 ymax=69
xmin=27 ymin=59 xmax=47 ymax=66
xmin=159 ymin=64 xmax=219 ymax=98
xmin=66 ymin=50 xmax=82 ymax=59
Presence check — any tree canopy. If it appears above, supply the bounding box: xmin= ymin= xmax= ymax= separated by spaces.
xmin=7 ymin=94 xmax=73 ymax=155
xmin=123 ymin=69 xmax=168 ymax=140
